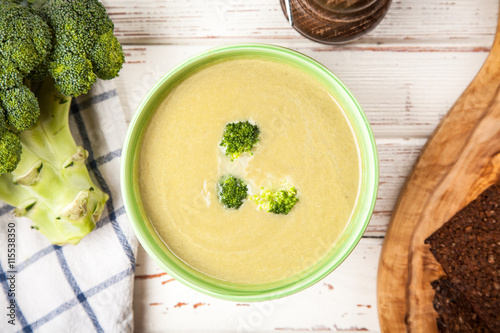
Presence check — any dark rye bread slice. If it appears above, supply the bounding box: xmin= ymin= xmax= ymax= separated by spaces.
xmin=431 ymin=276 xmax=490 ymax=332
xmin=425 ymin=183 xmax=500 ymax=332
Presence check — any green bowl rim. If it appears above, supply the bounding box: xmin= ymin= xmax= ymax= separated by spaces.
xmin=121 ymin=43 xmax=379 ymax=302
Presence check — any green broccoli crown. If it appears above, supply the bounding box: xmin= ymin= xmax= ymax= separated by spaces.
xmin=0 ymin=129 xmax=22 ymax=174
xmin=0 ymin=1 xmax=51 ymax=137
xmin=252 ymin=186 xmax=299 ymax=215
xmin=218 ymin=175 xmax=249 ymax=209
xmin=0 ymin=104 xmax=22 ymax=174
xmin=220 ymin=121 xmax=260 ymax=161
xmin=0 ymin=1 xmax=52 ymax=86
xmin=32 ymin=0 xmax=125 ymax=97
xmin=27 ymin=54 xmax=51 ymax=83
xmin=0 ymin=106 xmax=5 ymax=136
xmin=0 ymin=85 xmax=40 ymax=131
xmin=0 ymin=54 xmax=24 ymax=91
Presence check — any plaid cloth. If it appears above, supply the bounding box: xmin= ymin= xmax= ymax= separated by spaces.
xmin=0 ymin=80 xmax=138 ymax=333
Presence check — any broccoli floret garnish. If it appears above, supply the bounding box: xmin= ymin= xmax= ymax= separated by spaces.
xmin=251 ymin=186 xmax=299 ymax=215
xmin=218 ymin=176 xmax=248 ymax=209
xmin=220 ymin=121 xmax=260 ymax=161
xmin=0 ymin=0 xmax=123 ymax=245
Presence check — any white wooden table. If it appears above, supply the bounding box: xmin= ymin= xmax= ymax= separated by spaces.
xmin=104 ymin=0 xmax=500 ymax=331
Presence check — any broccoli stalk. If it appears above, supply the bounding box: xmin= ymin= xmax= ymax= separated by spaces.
xmin=0 ymin=78 xmax=108 ymax=245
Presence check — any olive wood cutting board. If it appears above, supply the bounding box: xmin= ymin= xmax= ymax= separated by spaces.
xmin=377 ymin=9 xmax=500 ymax=333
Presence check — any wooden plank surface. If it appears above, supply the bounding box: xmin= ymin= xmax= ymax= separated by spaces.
xmin=134 ymin=238 xmax=382 ymax=333
xmin=103 ymin=0 xmax=498 ymax=45
xmin=103 ymin=0 xmax=500 ymax=331
xmin=378 ymin=13 xmax=500 ymax=331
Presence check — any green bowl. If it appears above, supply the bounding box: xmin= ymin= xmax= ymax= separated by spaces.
xmin=121 ymin=44 xmax=378 ymax=301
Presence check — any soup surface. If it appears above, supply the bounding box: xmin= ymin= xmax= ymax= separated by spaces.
xmin=139 ymin=57 xmax=360 ymax=284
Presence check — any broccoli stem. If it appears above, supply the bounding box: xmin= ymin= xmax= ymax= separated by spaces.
xmin=0 ymin=78 xmax=108 ymax=245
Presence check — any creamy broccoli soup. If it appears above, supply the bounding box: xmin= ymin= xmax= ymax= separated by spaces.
xmin=138 ymin=57 xmax=360 ymax=284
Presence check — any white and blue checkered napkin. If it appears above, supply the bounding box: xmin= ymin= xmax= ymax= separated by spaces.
xmin=0 ymin=80 xmax=138 ymax=333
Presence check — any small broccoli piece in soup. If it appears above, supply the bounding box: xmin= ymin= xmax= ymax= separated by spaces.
xmin=218 ymin=175 xmax=248 ymax=209
xmin=220 ymin=121 xmax=260 ymax=161
xmin=252 ymin=186 xmax=299 ymax=215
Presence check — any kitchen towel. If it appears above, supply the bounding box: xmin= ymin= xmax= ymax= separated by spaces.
xmin=0 ymin=79 xmax=138 ymax=333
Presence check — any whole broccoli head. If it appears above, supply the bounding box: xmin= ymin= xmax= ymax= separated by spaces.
xmin=251 ymin=186 xmax=299 ymax=215
xmin=0 ymin=0 xmax=51 ymax=132
xmin=32 ymin=0 xmax=125 ymax=97
xmin=0 ymin=0 xmax=123 ymax=245
xmin=220 ymin=121 xmax=260 ymax=161
xmin=218 ymin=175 xmax=248 ymax=209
